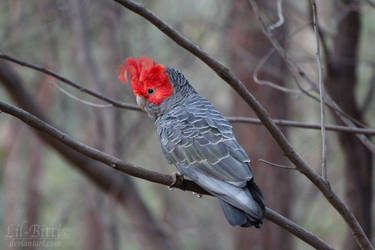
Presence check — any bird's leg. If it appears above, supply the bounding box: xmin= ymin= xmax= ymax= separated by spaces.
xmin=169 ymin=171 xmax=184 ymax=188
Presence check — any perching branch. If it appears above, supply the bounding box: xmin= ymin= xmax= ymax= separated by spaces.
xmin=0 ymin=100 xmax=333 ymax=250
xmin=112 ymin=0 xmax=373 ymax=248
xmin=2 ymin=52 xmax=374 ymax=136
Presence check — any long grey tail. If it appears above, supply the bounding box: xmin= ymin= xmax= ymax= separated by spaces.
xmin=219 ymin=180 xmax=265 ymax=228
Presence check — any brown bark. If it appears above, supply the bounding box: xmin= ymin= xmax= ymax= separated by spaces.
xmin=325 ymin=2 xmax=372 ymax=249
xmin=4 ymin=123 xmax=22 ymax=250
xmin=24 ymin=136 xmax=42 ymax=250
xmin=227 ymin=1 xmax=292 ymax=249
xmin=24 ymin=75 xmax=53 ymax=250
xmin=0 ymin=61 xmax=175 ymax=250
xmin=84 ymin=191 xmax=104 ymax=250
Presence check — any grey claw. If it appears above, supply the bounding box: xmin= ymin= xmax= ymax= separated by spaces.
xmin=169 ymin=172 xmax=184 ymax=188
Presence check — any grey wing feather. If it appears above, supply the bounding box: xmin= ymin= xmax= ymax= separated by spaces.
xmin=158 ymin=95 xmax=253 ymax=188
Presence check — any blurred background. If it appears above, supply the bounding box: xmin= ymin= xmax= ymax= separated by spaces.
xmin=0 ymin=0 xmax=374 ymax=249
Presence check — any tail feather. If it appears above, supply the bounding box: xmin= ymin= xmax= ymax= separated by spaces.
xmin=219 ymin=180 xmax=265 ymax=228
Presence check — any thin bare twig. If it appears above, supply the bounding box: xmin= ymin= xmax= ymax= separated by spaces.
xmin=258 ymin=159 xmax=296 ymax=170
xmin=268 ymin=0 xmax=284 ymax=31
xmin=0 ymin=100 xmax=333 ymax=250
xmin=253 ymin=21 xmax=313 ymax=95
xmin=54 ymin=82 xmax=113 ymax=108
xmin=0 ymin=53 xmax=141 ymax=111
xmin=227 ymin=116 xmax=375 ymax=135
xmin=246 ymin=0 xmax=375 ymax=155
xmin=310 ymin=0 xmax=327 ymax=180
xmin=113 ymin=0 xmax=373 ymax=248
xmin=253 ymin=48 xmax=300 ymax=94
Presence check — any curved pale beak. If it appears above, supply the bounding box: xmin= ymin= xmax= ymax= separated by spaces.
xmin=136 ymin=95 xmax=147 ymax=110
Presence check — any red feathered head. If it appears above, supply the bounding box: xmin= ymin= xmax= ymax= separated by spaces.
xmin=118 ymin=56 xmax=173 ymax=105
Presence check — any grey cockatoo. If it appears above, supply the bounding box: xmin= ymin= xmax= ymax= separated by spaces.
xmin=118 ymin=56 xmax=265 ymax=227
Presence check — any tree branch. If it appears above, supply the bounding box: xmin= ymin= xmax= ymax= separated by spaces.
xmin=310 ymin=0 xmax=328 ymax=180
xmin=0 ymin=53 xmax=140 ymax=111
xmin=227 ymin=117 xmax=375 ymax=135
xmin=0 ymin=100 xmax=333 ymax=250
xmin=112 ymin=0 xmax=373 ymax=248
xmin=245 ymin=0 xmax=375 ymax=154
xmin=2 ymin=52 xmax=374 ymax=136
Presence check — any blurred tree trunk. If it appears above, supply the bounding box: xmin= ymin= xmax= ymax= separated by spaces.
xmin=325 ymin=2 xmax=372 ymax=249
xmin=24 ymin=73 xmax=54 ymax=250
xmin=4 ymin=123 xmax=22 ymax=250
xmin=84 ymin=190 xmax=105 ymax=250
xmin=24 ymin=136 xmax=43 ymax=250
xmin=227 ymin=1 xmax=292 ymax=249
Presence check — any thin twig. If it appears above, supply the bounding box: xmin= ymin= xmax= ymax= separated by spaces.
xmin=227 ymin=117 xmax=375 ymax=135
xmin=258 ymin=159 xmax=296 ymax=170
xmin=246 ymin=0 xmax=375 ymax=154
xmin=54 ymin=82 xmax=113 ymax=108
xmin=245 ymin=1 xmax=368 ymax=127
xmin=253 ymin=21 xmax=313 ymax=95
xmin=310 ymin=0 xmax=327 ymax=180
xmin=0 ymin=100 xmax=334 ymax=250
xmin=253 ymin=48 xmax=300 ymax=94
xmin=0 ymin=53 xmax=141 ymax=111
xmin=268 ymin=0 xmax=284 ymax=31
xmin=113 ymin=0 xmax=373 ymax=248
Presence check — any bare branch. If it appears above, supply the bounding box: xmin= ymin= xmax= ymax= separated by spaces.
xmin=258 ymin=159 xmax=296 ymax=170
xmin=310 ymin=0 xmax=328 ymax=180
xmin=3 ymin=52 xmax=373 ymax=136
xmin=227 ymin=117 xmax=375 ymax=135
xmin=0 ymin=53 xmax=141 ymax=111
xmin=253 ymin=48 xmax=300 ymax=94
xmin=0 ymin=100 xmax=333 ymax=250
xmin=268 ymin=0 xmax=284 ymax=31
xmin=245 ymin=0 xmax=375 ymax=154
xmin=112 ymin=0 xmax=373 ymax=248
xmin=54 ymin=82 xmax=113 ymax=108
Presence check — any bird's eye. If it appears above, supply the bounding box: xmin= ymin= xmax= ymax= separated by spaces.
xmin=147 ymin=88 xmax=154 ymax=95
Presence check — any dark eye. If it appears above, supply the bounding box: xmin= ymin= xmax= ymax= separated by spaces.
xmin=147 ymin=88 xmax=154 ymax=95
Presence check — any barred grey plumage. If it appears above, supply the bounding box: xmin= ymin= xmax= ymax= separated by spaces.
xmin=145 ymin=67 xmax=265 ymax=227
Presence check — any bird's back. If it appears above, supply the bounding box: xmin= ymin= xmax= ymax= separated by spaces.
xmin=156 ymin=93 xmax=265 ymax=227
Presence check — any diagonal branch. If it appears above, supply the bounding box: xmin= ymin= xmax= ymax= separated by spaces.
xmin=112 ymin=0 xmax=373 ymax=248
xmin=0 ymin=53 xmax=140 ymax=111
xmin=246 ymin=0 xmax=375 ymax=154
xmin=0 ymin=100 xmax=333 ymax=250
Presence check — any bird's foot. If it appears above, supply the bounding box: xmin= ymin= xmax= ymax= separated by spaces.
xmin=169 ymin=171 xmax=184 ymax=189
